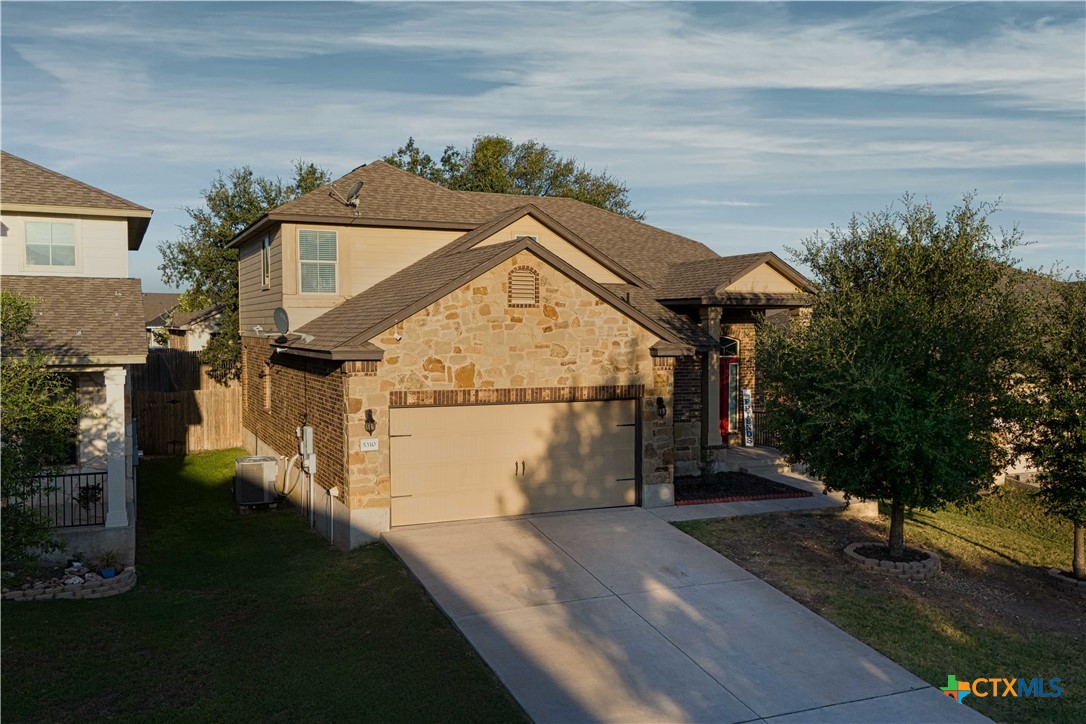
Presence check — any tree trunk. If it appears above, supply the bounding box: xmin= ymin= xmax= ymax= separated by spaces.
xmin=1074 ymin=523 xmax=1085 ymax=581
xmin=888 ymin=496 xmax=906 ymax=559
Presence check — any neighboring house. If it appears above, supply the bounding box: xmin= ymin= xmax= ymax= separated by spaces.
xmin=143 ymin=292 xmax=180 ymax=348
xmin=1 ymin=151 xmax=151 ymax=563
xmin=143 ymin=293 xmax=223 ymax=352
xmin=161 ymin=303 xmax=223 ymax=352
xmin=230 ymin=161 xmax=813 ymax=548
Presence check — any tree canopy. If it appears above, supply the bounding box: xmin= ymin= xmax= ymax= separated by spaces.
xmin=384 ymin=135 xmax=644 ymax=220
xmin=1 ymin=291 xmax=83 ymax=569
xmin=1019 ymin=273 xmax=1086 ymax=579
xmin=158 ymin=161 xmax=330 ymax=382
xmin=757 ymin=195 xmax=1030 ymax=557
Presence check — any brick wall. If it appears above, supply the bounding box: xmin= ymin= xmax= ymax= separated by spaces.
xmin=241 ymin=338 xmax=346 ymax=494
xmin=673 ymin=355 xmax=701 ymax=424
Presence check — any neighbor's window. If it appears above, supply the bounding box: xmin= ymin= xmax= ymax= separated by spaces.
xmin=508 ymin=266 xmax=540 ymax=307
xmin=298 ymin=229 xmax=337 ymax=293
xmin=261 ymin=236 xmax=271 ymax=288
xmin=25 ymin=221 xmax=76 ymax=267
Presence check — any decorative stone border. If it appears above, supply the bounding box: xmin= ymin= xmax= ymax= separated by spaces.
xmin=844 ymin=542 xmax=941 ymax=580
xmin=677 ymin=491 xmax=813 ymax=506
xmin=2 ymin=566 xmax=136 ymax=602
xmin=1046 ymin=568 xmax=1086 ymax=599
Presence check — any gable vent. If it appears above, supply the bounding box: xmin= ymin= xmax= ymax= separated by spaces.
xmin=508 ymin=266 xmax=540 ymax=308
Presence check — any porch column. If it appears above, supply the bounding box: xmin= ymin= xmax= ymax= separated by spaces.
xmin=104 ymin=367 xmax=129 ymax=528
xmin=700 ymin=306 xmax=723 ymax=449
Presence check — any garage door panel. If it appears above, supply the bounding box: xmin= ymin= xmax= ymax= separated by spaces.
xmin=391 ymin=400 xmax=636 ymax=526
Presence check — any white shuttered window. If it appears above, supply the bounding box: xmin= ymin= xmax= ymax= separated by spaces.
xmin=299 ymin=229 xmax=337 ymax=294
xmin=25 ymin=222 xmax=76 ymax=267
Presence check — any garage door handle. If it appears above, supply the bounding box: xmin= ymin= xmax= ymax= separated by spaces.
xmin=515 ymin=461 xmax=519 ymax=476
xmin=616 ymin=423 xmax=636 ymax=427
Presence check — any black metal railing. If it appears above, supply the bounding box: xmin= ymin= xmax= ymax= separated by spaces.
xmin=751 ymin=409 xmax=782 ymax=449
xmin=30 ymin=471 xmax=107 ymax=527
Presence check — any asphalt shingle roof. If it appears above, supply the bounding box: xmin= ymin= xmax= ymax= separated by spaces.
xmin=240 ymin=160 xmax=814 ymax=356
xmin=655 ymin=253 xmax=771 ymax=300
xmin=2 ymin=275 xmax=147 ymax=360
xmin=1 ymin=151 xmax=150 ymax=212
xmin=143 ymin=293 xmax=181 ymax=327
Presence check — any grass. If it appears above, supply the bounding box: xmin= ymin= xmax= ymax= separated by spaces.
xmin=1 ymin=449 xmax=526 ymax=723
xmin=678 ymin=488 xmax=1085 ymax=724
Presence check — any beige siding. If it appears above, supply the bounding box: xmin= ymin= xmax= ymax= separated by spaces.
xmin=273 ymin=222 xmax=462 ymax=332
xmin=726 ymin=263 xmax=802 ymax=293
xmin=238 ymin=227 xmax=283 ymax=335
xmin=1 ymin=212 xmax=129 ymax=277
xmin=470 ymin=217 xmax=625 ymax=284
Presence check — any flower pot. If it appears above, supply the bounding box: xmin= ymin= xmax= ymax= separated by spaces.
xmin=100 ymin=567 xmax=116 ymax=579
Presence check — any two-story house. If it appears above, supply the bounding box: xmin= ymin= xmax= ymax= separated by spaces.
xmin=1 ymin=151 xmax=151 ymax=563
xmin=231 ymin=161 xmax=813 ymax=548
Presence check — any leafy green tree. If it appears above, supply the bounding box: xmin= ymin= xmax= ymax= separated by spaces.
xmin=158 ymin=161 xmax=329 ymax=382
xmin=1019 ymin=274 xmax=1086 ymax=579
xmin=384 ymin=135 xmax=644 ymax=220
xmin=757 ymin=196 xmax=1030 ymax=558
xmin=1 ymin=291 xmax=83 ymax=569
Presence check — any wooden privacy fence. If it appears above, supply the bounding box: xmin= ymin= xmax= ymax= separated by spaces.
xmin=132 ymin=349 xmax=241 ymax=455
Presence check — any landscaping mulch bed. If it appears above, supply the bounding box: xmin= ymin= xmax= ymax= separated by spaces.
xmin=853 ymin=543 xmax=930 ymax=563
xmin=675 ymin=471 xmax=813 ymax=505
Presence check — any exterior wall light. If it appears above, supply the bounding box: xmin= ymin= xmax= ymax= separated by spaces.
xmin=656 ymin=397 xmax=667 ymax=419
xmin=364 ymin=409 xmax=376 ymax=435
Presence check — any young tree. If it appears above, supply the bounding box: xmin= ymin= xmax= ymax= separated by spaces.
xmin=384 ymin=135 xmax=645 ymax=220
xmin=758 ymin=196 xmax=1030 ymax=558
xmin=158 ymin=160 xmax=330 ymax=382
xmin=1 ymin=291 xmax=83 ymax=569
xmin=1019 ymin=274 xmax=1086 ymax=579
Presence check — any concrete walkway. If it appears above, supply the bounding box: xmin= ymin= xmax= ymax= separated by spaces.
xmin=384 ymin=507 xmax=987 ymax=723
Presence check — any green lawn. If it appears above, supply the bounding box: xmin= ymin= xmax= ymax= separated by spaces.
xmin=679 ymin=488 xmax=1085 ymax=724
xmin=2 ymin=449 xmax=525 ymax=723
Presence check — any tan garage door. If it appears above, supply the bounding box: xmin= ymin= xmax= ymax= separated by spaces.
xmin=390 ymin=400 xmax=637 ymax=526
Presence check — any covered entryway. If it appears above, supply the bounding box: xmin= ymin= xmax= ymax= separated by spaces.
xmin=390 ymin=400 xmax=637 ymax=526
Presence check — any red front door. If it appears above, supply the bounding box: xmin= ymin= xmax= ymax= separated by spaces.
xmin=720 ymin=356 xmax=739 ymax=437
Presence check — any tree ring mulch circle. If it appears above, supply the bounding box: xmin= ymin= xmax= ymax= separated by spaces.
xmin=1046 ymin=568 xmax=1086 ymax=599
xmin=843 ymin=541 xmax=941 ymax=580
xmin=674 ymin=471 xmax=813 ymax=506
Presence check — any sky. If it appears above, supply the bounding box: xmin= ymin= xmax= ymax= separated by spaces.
xmin=2 ymin=1 xmax=1084 ymax=292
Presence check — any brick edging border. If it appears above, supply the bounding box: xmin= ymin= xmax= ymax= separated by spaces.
xmin=2 ymin=566 xmax=137 ymax=602
xmin=1047 ymin=568 xmax=1086 ymax=599
xmin=676 ymin=491 xmax=814 ymax=506
xmin=843 ymin=542 xmax=941 ymax=580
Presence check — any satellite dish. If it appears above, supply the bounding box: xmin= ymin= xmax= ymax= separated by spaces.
xmin=345 ymin=180 xmax=363 ymax=205
xmin=328 ymin=179 xmax=364 ymax=208
xmin=273 ymin=307 xmax=290 ymax=335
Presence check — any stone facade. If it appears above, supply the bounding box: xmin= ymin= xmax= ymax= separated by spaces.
xmin=341 ymin=252 xmax=669 ymax=521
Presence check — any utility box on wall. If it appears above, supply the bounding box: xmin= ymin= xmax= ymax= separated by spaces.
xmin=235 ymin=456 xmax=278 ymax=505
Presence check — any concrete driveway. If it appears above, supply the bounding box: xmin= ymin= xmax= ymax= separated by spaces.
xmin=384 ymin=507 xmax=988 ymax=723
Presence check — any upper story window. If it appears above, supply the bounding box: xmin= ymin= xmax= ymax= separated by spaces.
xmin=298 ymin=229 xmax=337 ymax=294
xmin=261 ymin=236 xmax=271 ymax=289
xmin=508 ymin=266 xmax=540 ymax=307
xmin=25 ymin=221 xmax=76 ymax=267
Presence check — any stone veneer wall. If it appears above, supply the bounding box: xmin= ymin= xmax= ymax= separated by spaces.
xmin=241 ymin=338 xmax=346 ymax=495
xmin=342 ymin=252 xmax=673 ymax=519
